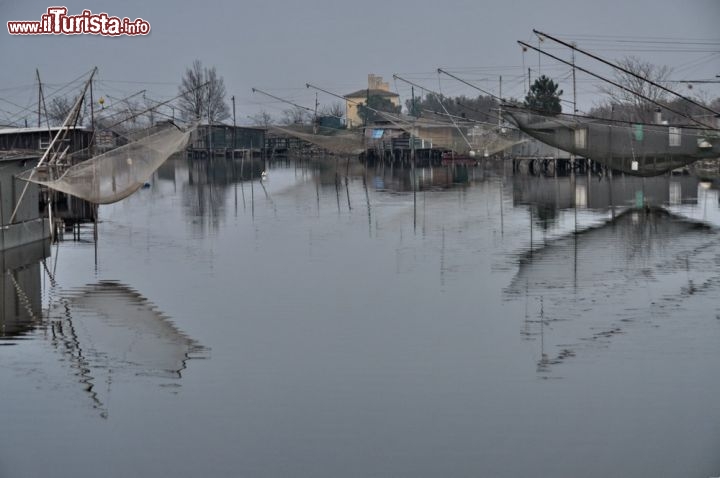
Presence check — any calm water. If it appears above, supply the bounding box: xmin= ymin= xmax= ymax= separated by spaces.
xmin=2 ymin=157 xmax=720 ymax=477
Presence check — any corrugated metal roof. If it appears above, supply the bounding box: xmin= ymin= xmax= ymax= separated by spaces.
xmin=0 ymin=126 xmax=90 ymax=135
xmin=344 ymin=88 xmax=400 ymax=99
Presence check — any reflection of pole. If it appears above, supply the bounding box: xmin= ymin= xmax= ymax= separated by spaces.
xmin=539 ymin=296 xmax=548 ymax=368
xmin=345 ymin=176 xmax=351 ymax=211
xmin=573 ymin=222 xmax=578 ymax=291
xmin=573 ymin=168 xmax=578 ymax=233
xmin=412 ymin=124 xmax=417 ymax=231
xmin=363 ymin=173 xmax=371 ymax=237
xmin=316 ymin=177 xmax=320 ymax=216
xmin=529 ymin=206 xmax=533 ymax=252
xmin=608 ymin=170 xmax=615 ymax=219
xmin=500 ymin=178 xmax=504 ymax=236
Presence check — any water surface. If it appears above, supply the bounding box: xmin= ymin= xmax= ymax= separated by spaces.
xmin=1 ymin=158 xmax=719 ymax=477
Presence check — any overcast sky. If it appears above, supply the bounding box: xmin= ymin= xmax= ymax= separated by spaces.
xmin=1 ymin=0 xmax=718 ymax=125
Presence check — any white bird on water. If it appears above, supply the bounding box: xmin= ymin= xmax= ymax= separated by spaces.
xmin=261 ymin=170 xmax=268 ymax=181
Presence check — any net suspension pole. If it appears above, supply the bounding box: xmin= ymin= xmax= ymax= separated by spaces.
xmin=10 ymin=67 xmax=96 ymax=224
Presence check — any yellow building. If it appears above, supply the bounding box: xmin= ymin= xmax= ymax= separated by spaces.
xmin=344 ymin=74 xmax=400 ymax=128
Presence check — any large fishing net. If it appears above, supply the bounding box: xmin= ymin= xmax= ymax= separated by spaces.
xmin=504 ymin=107 xmax=719 ymax=176
xmin=376 ymin=111 xmax=522 ymax=156
xmin=268 ymin=124 xmax=365 ymax=155
xmin=402 ymin=121 xmax=521 ymax=156
xmin=20 ymin=124 xmax=193 ymax=204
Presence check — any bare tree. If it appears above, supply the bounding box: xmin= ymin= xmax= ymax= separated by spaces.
xmin=320 ymin=102 xmax=344 ymax=118
xmin=282 ymin=106 xmax=310 ymax=125
xmin=249 ymin=110 xmax=275 ymax=128
xmin=178 ymin=60 xmax=230 ymax=123
xmin=48 ymin=96 xmax=75 ymax=125
xmin=599 ymin=56 xmax=672 ymax=122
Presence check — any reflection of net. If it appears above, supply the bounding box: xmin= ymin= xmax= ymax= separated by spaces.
xmin=21 ymin=125 xmax=192 ymax=204
xmin=54 ymin=281 xmax=205 ymax=378
xmin=269 ymin=125 xmax=365 ymax=155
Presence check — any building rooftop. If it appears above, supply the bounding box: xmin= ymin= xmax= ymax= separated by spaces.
xmin=0 ymin=125 xmax=90 ymax=136
xmin=344 ymin=88 xmax=400 ymax=99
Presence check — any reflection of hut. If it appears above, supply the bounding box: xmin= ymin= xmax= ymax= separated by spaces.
xmin=0 ymin=240 xmax=50 ymax=340
xmin=512 ymin=175 xmax=700 ymax=211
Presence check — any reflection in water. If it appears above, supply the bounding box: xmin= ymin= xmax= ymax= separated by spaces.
xmin=179 ymin=156 xmax=264 ymax=231
xmin=47 ymin=281 xmax=207 ymax=417
xmin=0 ymin=240 xmax=50 ymax=342
xmin=506 ymin=207 xmax=718 ymax=374
xmin=513 ymin=174 xmax=700 ymax=227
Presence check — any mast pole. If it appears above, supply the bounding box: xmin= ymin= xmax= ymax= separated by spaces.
xmin=534 ymin=29 xmax=720 ymax=117
xmin=36 ymin=69 xmax=42 ymax=127
xmin=518 ymin=41 xmax=713 ymax=129
xmin=11 ymin=67 xmax=97 ymax=223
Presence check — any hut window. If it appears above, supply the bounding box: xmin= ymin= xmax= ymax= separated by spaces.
xmin=668 ymin=127 xmax=681 ymax=147
xmin=574 ymin=128 xmax=587 ymax=149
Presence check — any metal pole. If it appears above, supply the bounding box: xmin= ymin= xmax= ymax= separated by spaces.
xmin=517 ymin=40 xmax=713 ymax=129
xmin=572 ymin=48 xmax=577 ymax=114
xmin=411 ymin=85 xmax=415 ymax=117
xmin=232 ymin=95 xmax=236 ymax=155
xmin=528 ymin=68 xmax=531 ymax=91
xmin=498 ymin=75 xmax=502 ymax=128
xmin=10 ymin=67 xmax=96 ymax=223
xmin=36 ymin=69 xmax=42 ymax=127
xmin=535 ymin=29 xmax=719 ymax=117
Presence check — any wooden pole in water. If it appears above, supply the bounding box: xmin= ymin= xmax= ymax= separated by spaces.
xmin=411 ymin=123 xmax=417 ymax=231
xmin=335 ymin=157 xmax=341 ymax=213
xmin=528 ymin=68 xmax=531 ymax=92
xmin=250 ymin=140 xmax=254 ymax=218
xmin=89 ymin=75 xmax=95 ymax=156
xmin=232 ymin=95 xmax=236 ymax=158
xmin=0 ymin=180 xmax=5 ymax=251
xmin=498 ymin=75 xmax=502 ymax=129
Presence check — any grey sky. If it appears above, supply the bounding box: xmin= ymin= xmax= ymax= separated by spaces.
xmin=1 ymin=0 xmax=718 ymax=125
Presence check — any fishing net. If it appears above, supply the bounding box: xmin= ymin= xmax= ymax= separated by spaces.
xmin=20 ymin=124 xmax=193 ymax=204
xmin=409 ymin=122 xmax=521 ymax=156
xmin=377 ymin=111 xmax=522 ymax=156
xmin=504 ymin=107 xmax=719 ymax=176
xmin=268 ymin=125 xmax=365 ymax=155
